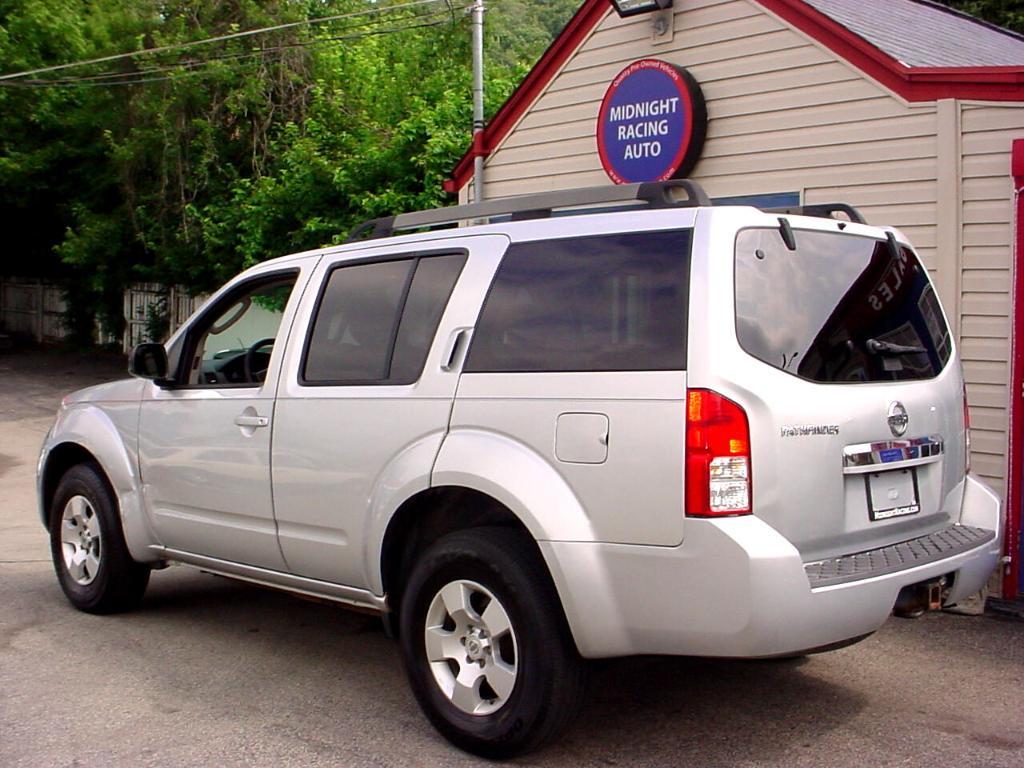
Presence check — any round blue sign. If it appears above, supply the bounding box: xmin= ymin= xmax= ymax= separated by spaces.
xmin=597 ymin=59 xmax=706 ymax=185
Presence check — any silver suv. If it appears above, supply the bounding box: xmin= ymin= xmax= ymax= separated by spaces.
xmin=38 ymin=181 xmax=1003 ymax=757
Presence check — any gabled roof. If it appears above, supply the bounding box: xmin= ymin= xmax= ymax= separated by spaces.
xmin=445 ymin=0 xmax=1024 ymax=192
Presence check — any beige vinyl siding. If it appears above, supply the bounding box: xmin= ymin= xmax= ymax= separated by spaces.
xmin=485 ymin=0 xmax=940 ymax=215
xmin=958 ymin=103 xmax=1023 ymax=496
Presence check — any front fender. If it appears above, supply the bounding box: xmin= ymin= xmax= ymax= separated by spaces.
xmin=430 ymin=428 xmax=597 ymax=543
xmin=39 ymin=402 xmax=162 ymax=563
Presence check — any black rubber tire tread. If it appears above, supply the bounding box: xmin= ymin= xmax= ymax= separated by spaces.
xmin=49 ymin=462 xmax=150 ymax=614
xmin=399 ymin=526 xmax=587 ymax=759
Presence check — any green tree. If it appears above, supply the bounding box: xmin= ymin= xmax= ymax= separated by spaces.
xmin=486 ymin=0 xmax=580 ymax=70
xmin=0 ymin=0 xmax=578 ymax=341
xmin=937 ymin=0 xmax=1024 ymax=34
xmin=0 ymin=0 xmax=577 ymax=342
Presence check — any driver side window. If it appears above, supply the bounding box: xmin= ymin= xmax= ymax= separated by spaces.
xmin=187 ymin=275 xmax=297 ymax=387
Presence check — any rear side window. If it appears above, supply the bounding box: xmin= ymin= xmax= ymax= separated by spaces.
xmin=465 ymin=230 xmax=692 ymax=373
xmin=734 ymin=229 xmax=951 ymax=383
xmin=303 ymin=253 xmax=464 ymax=384
xmin=391 ymin=255 xmax=466 ymax=382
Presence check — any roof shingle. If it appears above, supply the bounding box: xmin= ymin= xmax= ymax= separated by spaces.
xmin=802 ymin=0 xmax=1024 ymax=67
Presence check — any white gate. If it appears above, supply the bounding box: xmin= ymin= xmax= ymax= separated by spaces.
xmin=0 ymin=278 xmax=205 ymax=351
xmin=0 ymin=278 xmax=67 ymax=343
xmin=123 ymin=284 xmax=206 ymax=351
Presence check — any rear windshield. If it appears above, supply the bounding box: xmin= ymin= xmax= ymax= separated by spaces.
xmin=734 ymin=228 xmax=951 ymax=383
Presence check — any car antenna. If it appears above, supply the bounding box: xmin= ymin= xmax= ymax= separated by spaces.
xmin=885 ymin=231 xmax=902 ymax=261
xmin=777 ymin=217 xmax=797 ymax=251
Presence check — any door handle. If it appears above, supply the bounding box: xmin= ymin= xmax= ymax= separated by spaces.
xmin=441 ymin=327 xmax=473 ymax=372
xmin=234 ymin=414 xmax=269 ymax=428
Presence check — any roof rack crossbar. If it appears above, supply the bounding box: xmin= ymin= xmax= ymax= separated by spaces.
xmin=763 ymin=203 xmax=867 ymax=224
xmin=346 ymin=217 xmax=396 ymax=242
xmin=345 ymin=179 xmax=711 ymax=242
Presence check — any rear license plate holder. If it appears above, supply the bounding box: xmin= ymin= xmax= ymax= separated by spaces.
xmin=865 ymin=468 xmax=920 ymax=521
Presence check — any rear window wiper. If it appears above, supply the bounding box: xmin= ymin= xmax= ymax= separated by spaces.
xmin=865 ymin=338 xmax=926 ymax=356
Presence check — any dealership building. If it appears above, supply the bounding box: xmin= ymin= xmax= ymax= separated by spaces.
xmin=444 ymin=0 xmax=1024 ymax=594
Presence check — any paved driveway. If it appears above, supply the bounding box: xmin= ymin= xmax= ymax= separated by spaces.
xmin=1 ymin=348 xmax=1022 ymax=767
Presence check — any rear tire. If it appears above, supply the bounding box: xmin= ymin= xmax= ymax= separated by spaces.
xmin=49 ymin=462 xmax=150 ymax=614
xmin=398 ymin=527 xmax=586 ymax=758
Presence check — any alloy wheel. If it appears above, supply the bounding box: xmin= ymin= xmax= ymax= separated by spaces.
xmin=424 ymin=579 xmax=518 ymax=715
xmin=59 ymin=495 xmax=102 ymax=585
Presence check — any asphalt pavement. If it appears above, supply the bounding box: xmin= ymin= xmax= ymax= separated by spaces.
xmin=1 ymin=347 xmax=1022 ymax=768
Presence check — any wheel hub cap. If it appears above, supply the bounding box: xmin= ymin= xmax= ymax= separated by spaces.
xmin=424 ymin=579 xmax=518 ymax=716
xmin=59 ymin=495 xmax=102 ymax=586
xmin=464 ymin=628 xmax=490 ymax=662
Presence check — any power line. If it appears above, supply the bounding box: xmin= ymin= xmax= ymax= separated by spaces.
xmin=0 ymin=0 xmax=452 ymax=81
xmin=8 ymin=4 xmax=467 ymax=84
xmin=0 ymin=11 xmax=470 ymax=88
xmin=0 ymin=4 xmax=472 ymax=89
xmin=18 ymin=11 xmax=429 ymax=84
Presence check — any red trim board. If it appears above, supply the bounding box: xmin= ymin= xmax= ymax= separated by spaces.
xmin=446 ymin=0 xmax=1024 ymax=192
xmin=1006 ymin=138 xmax=1024 ymax=598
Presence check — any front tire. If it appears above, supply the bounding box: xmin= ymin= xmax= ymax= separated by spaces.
xmin=49 ymin=462 xmax=150 ymax=614
xmin=398 ymin=527 xmax=586 ymax=758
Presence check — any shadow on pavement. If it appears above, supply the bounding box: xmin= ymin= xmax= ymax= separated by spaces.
xmin=132 ymin=568 xmax=865 ymax=766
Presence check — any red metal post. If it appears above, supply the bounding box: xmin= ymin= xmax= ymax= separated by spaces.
xmin=1006 ymin=139 xmax=1024 ymax=598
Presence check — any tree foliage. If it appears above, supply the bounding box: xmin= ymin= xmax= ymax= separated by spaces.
xmin=938 ymin=0 xmax=1024 ymax=35
xmin=0 ymin=0 xmax=578 ymax=339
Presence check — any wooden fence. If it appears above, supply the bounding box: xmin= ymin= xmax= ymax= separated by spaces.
xmin=0 ymin=278 xmax=205 ymax=352
xmin=123 ymin=283 xmax=204 ymax=351
xmin=0 ymin=278 xmax=68 ymax=343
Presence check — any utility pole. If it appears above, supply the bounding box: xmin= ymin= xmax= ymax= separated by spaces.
xmin=471 ymin=0 xmax=485 ymax=203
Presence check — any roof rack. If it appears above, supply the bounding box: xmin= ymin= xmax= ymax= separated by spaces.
xmin=763 ymin=203 xmax=867 ymax=224
xmin=345 ymin=179 xmax=712 ymax=242
xmin=345 ymin=182 xmax=869 ymax=242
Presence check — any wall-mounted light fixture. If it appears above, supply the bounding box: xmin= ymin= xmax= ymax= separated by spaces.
xmin=609 ymin=0 xmax=673 ymax=18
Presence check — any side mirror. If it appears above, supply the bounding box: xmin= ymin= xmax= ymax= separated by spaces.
xmin=129 ymin=343 xmax=172 ymax=386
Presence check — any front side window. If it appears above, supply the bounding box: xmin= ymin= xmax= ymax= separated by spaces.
xmin=303 ymin=253 xmax=465 ymax=384
xmin=734 ymin=229 xmax=951 ymax=383
xmin=465 ymin=229 xmax=692 ymax=373
xmin=186 ymin=275 xmax=297 ymax=386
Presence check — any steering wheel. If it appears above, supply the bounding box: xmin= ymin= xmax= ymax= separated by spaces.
xmin=243 ymin=337 xmax=276 ymax=383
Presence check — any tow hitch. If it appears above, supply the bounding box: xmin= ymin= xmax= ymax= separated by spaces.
xmin=893 ymin=575 xmax=950 ymax=618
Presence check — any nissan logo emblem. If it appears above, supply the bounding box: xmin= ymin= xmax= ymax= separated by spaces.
xmin=887 ymin=401 xmax=909 ymax=437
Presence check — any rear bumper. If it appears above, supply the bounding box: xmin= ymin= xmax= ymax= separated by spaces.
xmin=541 ymin=474 xmax=1003 ymax=659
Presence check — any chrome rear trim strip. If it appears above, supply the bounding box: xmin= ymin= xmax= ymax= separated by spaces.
xmin=843 ymin=435 xmax=944 ymax=471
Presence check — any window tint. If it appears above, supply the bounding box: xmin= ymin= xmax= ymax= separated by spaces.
xmin=734 ymin=229 xmax=951 ymax=383
xmin=303 ymin=254 xmax=465 ymax=384
xmin=304 ymin=260 xmax=412 ymax=383
xmin=391 ymin=254 xmax=466 ymax=381
xmin=465 ymin=230 xmax=691 ymax=373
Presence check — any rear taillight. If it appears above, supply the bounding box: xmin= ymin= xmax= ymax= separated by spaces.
xmin=686 ymin=389 xmax=752 ymax=517
xmin=963 ymin=381 xmax=971 ymax=475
